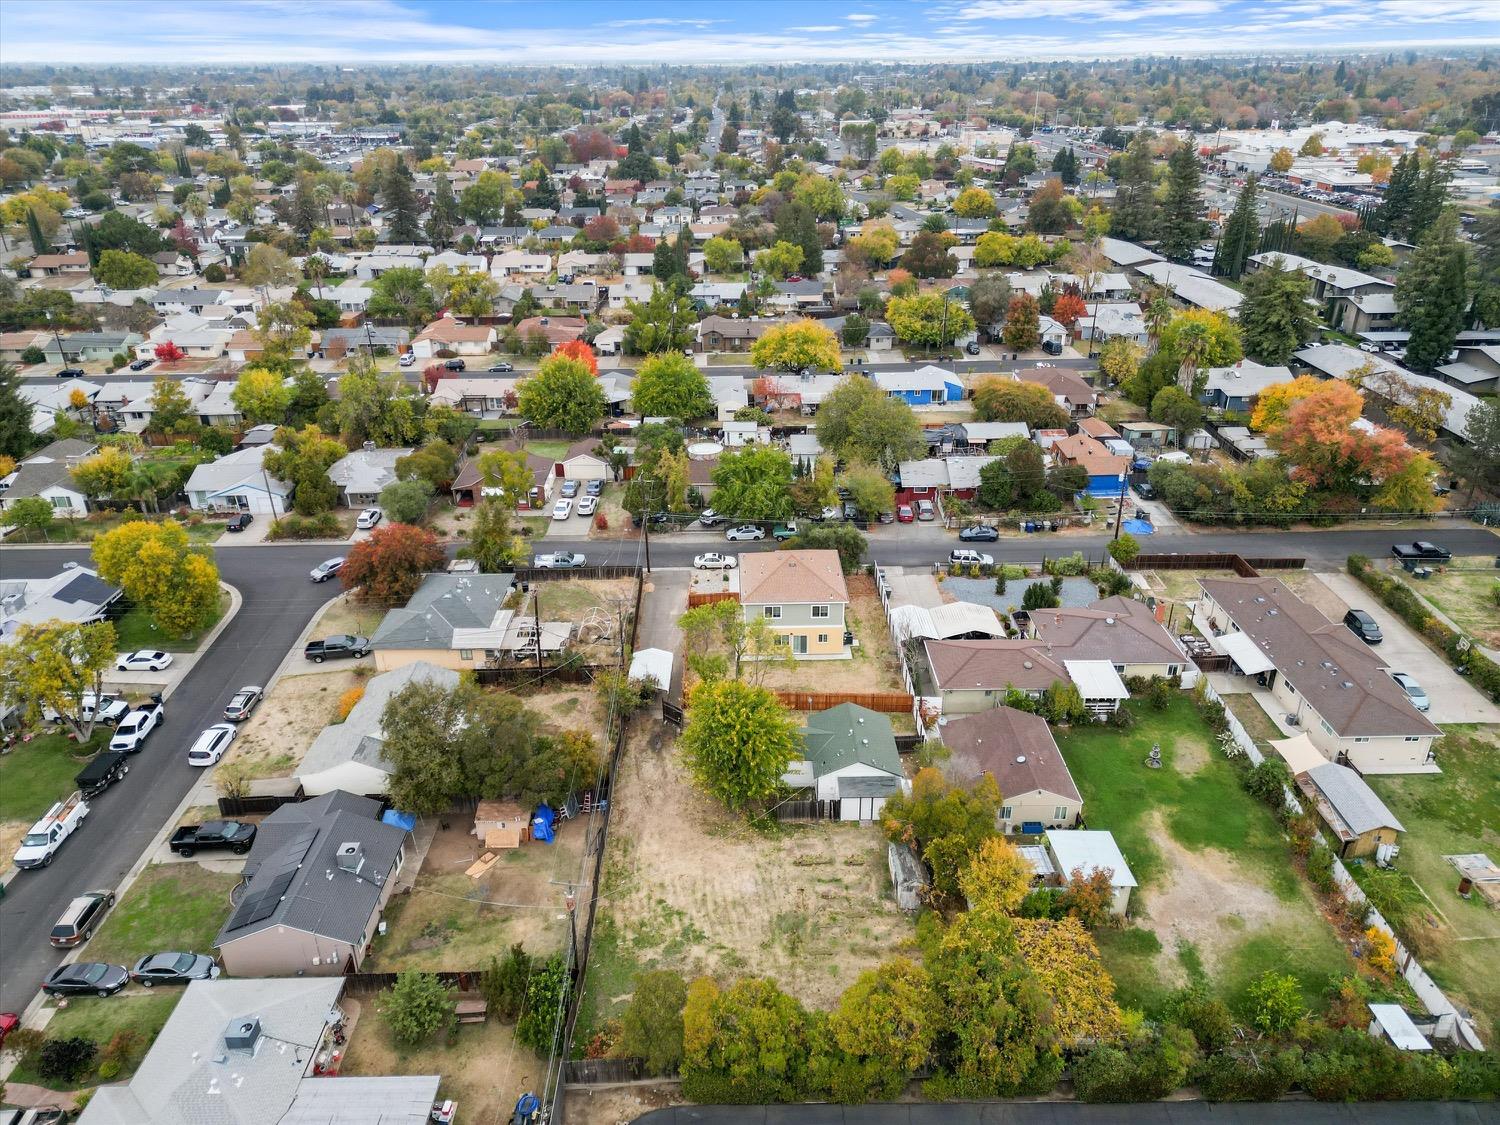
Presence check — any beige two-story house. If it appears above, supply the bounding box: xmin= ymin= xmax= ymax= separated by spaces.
xmin=738 ymin=549 xmax=850 ymax=659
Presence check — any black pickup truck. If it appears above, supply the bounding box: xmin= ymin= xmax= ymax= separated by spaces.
xmin=1392 ymin=542 xmax=1451 ymax=562
xmin=169 ymin=820 xmax=257 ymax=857
xmin=303 ymin=634 xmax=370 ymax=663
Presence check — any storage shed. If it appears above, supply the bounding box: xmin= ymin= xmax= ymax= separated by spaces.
xmin=473 ymin=799 xmax=529 ymax=849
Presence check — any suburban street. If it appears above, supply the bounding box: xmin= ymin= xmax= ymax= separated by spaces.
xmin=0 ymin=544 xmax=342 ymax=1014
xmin=1 ymin=520 xmax=1495 ymax=1012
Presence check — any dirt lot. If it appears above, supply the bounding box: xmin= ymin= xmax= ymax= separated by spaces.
xmin=369 ymin=818 xmax=586 ymax=971
xmin=219 ymin=669 xmax=362 ymax=779
xmin=311 ymin=593 xmax=388 ymax=641
xmin=514 ymin=684 xmax=605 ymax=736
xmin=754 ymin=577 xmax=907 ymax=695
xmin=565 ymin=1084 xmax=684 ymax=1125
xmin=339 ymin=995 xmax=542 ymax=1123
xmin=582 ymin=722 xmax=916 ymax=1033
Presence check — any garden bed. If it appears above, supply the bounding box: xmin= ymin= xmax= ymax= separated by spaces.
xmin=10 ymin=992 xmax=181 ymax=1090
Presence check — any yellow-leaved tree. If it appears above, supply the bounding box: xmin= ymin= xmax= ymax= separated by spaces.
xmin=1013 ymin=917 xmax=1124 ymax=1045
xmin=749 ymin=319 xmax=840 ymax=374
xmin=93 ymin=520 xmax=221 ymax=639
xmin=0 ymin=620 xmax=118 ymax=740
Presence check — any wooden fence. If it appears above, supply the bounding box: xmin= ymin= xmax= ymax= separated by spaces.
xmin=474 ymin=663 xmax=605 ymax=686
xmin=342 ymin=969 xmax=484 ymax=996
xmin=685 ymin=591 xmax=737 ymax=608
xmin=514 ymin=564 xmax=643 ymax=583
xmin=771 ymin=798 xmax=843 ymax=821
xmin=217 ymin=792 xmax=305 ymax=816
xmin=563 ymin=1057 xmax=659 ymax=1085
xmin=773 ymin=690 xmax=914 ymax=713
xmin=1128 ymin=553 xmax=1304 ymax=577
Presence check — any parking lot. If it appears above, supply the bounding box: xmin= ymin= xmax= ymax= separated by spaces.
xmin=1312 ymin=572 xmax=1500 ymax=725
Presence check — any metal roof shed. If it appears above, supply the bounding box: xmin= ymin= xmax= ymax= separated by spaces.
xmin=1368 ymin=1004 xmax=1432 ymax=1051
xmin=1061 ymin=660 xmax=1131 ymax=701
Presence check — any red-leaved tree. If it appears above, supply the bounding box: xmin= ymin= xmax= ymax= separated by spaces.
xmin=551 ymin=339 xmax=598 ymax=376
xmin=567 ymin=129 xmax=618 ymax=164
xmin=154 ymin=341 xmax=185 ymax=364
xmin=422 ymin=364 xmax=451 ymax=393
xmin=169 ymin=220 xmax=199 ymax=257
xmin=1271 ymin=379 xmax=1414 ymax=491
xmin=1052 ymin=292 xmax=1088 ymax=329
xmin=582 ymin=215 xmax=619 ymax=244
xmin=621 ymin=234 xmax=655 ymax=254
xmin=340 ymin=523 xmax=444 ymax=603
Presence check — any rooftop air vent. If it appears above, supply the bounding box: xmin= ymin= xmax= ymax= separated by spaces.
xmin=1016 ymin=755 xmax=1027 ymax=764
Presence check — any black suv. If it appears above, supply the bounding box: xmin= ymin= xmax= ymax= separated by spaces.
xmin=1343 ymin=609 xmax=1383 ymax=645
xmin=443 ymin=358 xmax=467 ymax=371
xmin=304 ymin=634 xmax=371 ymax=662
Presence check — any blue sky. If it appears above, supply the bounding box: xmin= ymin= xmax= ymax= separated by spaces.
xmin=1 ymin=0 xmax=1497 ymax=65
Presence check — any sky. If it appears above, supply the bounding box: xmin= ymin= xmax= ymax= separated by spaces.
xmin=1 ymin=0 xmax=1498 ymax=66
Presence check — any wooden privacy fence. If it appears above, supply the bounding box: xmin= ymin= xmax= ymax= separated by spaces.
xmin=474 ymin=663 xmax=604 ymax=686
xmin=771 ymin=798 xmax=843 ymax=822
xmin=514 ymin=564 xmax=642 ymax=583
xmin=685 ymin=590 xmax=737 ymax=608
xmin=773 ymin=690 xmax=914 ymax=713
xmin=563 ymin=1057 xmax=663 ymax=1085
xmin=342 ymin=969 xmax=484 ymax=996
xmin=1128 ymin=553 xmax=1304 ymax=577
xmin=217 ymin=792 xmax=305 ymax=816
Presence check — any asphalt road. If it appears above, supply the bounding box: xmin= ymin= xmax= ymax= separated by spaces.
xmin=0 ymin=544 xmax=343 ymax=1014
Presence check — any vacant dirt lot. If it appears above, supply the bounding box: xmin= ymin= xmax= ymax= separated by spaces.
xmin=565 ymin=1083 xmax=684 ymax=1125
xmin=514 ymin=684 xmax=605 ymax=736
xmin=369 ymin=818 xmax=585 ymax=971
xmin=587 ymin=723 xmax=915 ymax=1020
xmin=220 ymin=669 xmax=362 ymax=779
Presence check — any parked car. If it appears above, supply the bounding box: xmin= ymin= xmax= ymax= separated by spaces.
xmin=1389 ymin=672 xmax=1430 ymax=712
xmin=304 ymin=635 xmax=370 ymax=662
xmin=223 ymin=686 xmax=263 ymax=722
xmin=169 ymin=820 xmax=257 ymax=857
xmin=131 ymin=952 xmax=221 ymax=987
xmin=56 ymin=368 xmax=86 ymax=379
xmin=443 ymin=358 xmax=466 ymax=371
xmin=697 ymin=509 xmax=725 ymax=527
xmin=965 ymin=341 xmax=981 ymax=355
xmin=552 ymin=498 xmax=573 ymax=520
xmin=896 ymin=504 xmax=915 ymax=523
xmin=398 ymin=352 xmax=416 ymax=367
xmin=110 ymin=699 xmax=164 ymax=753
xmin=841 ymin=501 xmax=861 ymax=522
xmin=44 ymin=692 xmax=127 ymax=725
xmin=560 ymin=480 xmax=579 ymax=498
xmin=14 ymin=792 xmax=88 ymax=869
xmin=1342 ymin=608 xmax=1383 ymax=645
xmin=725 ymin=525 xmax=766 ymax=541
xmin=585 ymin=479 xmax=604 ymax=497
xmin=309 ymin=557 xmax=345 ymax=583
xmin=1134 ymin=482 xmax=1158 ymax=501
xmin=225 ymin=512 xmax=253 ymax=532
xmin=0 ymin=1012 xmax=19 ymax=1051
xmin=916 ymin=499 xmax=935 ymax=521
xmin=694 ymin=553 xmax=738 ymax=570
xmin=576 ymin=495 xmax=598 ymax=516
xmin=877 ymin=510 xmax=895 ymax=524
xmin=486 ymin=362 xmax=515 ymax=372
xmin=116 ymin=649 xmax=172 ymax=672
xmin=128 ymin=357 xmax=153 ymax=371
xmin=356 ymin=507 xmax=383 ymax=530
xmin=49 ymin=890 xmax=115 ymax=948
xmin=949 ymin=549 xmax=994 ymax=567
xmin=772 ymin=521 xmax=800 ymax=541
xmin=958 ymin=525 xmax=999 ymax=542
xmin=533 ymin=551 xmax=587 ymax=569
xmin=42 ymin=962 xmax=129 ymax=998
xmin=186 ymin=723 xmax=237 ymax=767
xmin=1391 ymin=542 xmax=1451 ymax=562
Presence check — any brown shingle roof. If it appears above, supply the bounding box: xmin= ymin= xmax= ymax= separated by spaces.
xmin=941 ymin=707 xmax=1080 ymax=803
xmin=739 ymin=550 xmax=848 ymax=606
xmin=1198 ymin=577 xmax=1438 ymax=739
xmin=924 ymin=639 xmax=1069 ymax=692
xmin=1028 ymin=596 xmax=1185 ymax=666
xmin=415 ymin=316 xmax=495 ymax=344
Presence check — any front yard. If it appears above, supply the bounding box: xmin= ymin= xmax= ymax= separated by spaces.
xmin=1368 ymin=724 xmax=1500 ymax=1039
xmin=1057 ymin=697 xmax=1354 ymax=1016
xmin=1 ymin=512 xmax=225 ymax=547
xmin=0 ymin=730 xmax=109 ymax=866
xmin=111 ymin=589 xmax=230 ymax=652
xmin=220 ymin=668 xmax=363 ymax=779
xmin=83 ymin=863 xmax=241 ymax=967
xmin=1410 ymin=566 xmax=1500 ymax=648
xmin=10 ymin=992 xmax=181 ymax=1091
xmin=367 ymin=819 xmax=584 ymax=972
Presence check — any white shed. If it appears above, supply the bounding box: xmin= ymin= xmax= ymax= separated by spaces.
xmin=1045 ymin=829 xmax=1137 ymax=917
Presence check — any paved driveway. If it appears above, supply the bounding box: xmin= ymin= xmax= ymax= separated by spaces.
xmin=1314 ymin=572 xmax=1500 ymax=725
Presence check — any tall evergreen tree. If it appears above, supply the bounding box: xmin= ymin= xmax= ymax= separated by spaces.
xmin=1213 ymin=174 xmax=1261 ymax=280
xmin=1407 ymin=158 xmax=1454 ymax=244
xmin=382 ymin=161 xmax=422 ymax=244
xmin=774 ymin=200 xmax=822 ymax=276
xmin=175 ymin=148 xmax=192 ymax=178
xmin=1396 ymin=208 xmax=1468 ymax=373
xmin=290 ymin=174 xmax=321 ymax=240
xmin=1238 ymin=258 xmax=1318 ymax=364
xmin=426 ymin=176 xmax=456 ymax=248
xmin=1373 ymin=153 xmax=1418 ymax=238
xmin=1109 ymin=136 xmax=1157 ymax=243
xmin=25 ymin=207 xmax=50 ymax=254
xmin=0 ymin=361 xmax=35 ymax=459
xmin=1157 ymin=147 xmax=1205 ymax=261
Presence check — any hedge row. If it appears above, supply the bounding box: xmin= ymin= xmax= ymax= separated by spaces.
xmin=1346 ymin=555 xmax=1500 ymax=703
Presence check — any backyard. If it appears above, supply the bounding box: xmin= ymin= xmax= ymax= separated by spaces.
xmin=11 ymin=992 xmax=181 ymax=1091
xmin=575 ymin=722 xmax=917 ymax=1046
xmin=111 ymin=589 xmax=230 ymax=652
xmin=1368 ymin=724 xmax=1500 ymax=1039
xmin=368 ymin=819 xmax=585 ymax=972
xmin=754 ymin=575 xmax=907 ymax=696
xmin=1056 ymin=697 xmax=1354 ymax=1015
xmin=1408 ymin=566 xmax=1500 ymax=648
xmin=0 ymin=730 xmax=109 ymax=866
xmin=83 ymin=863 xmax=241 ymax=966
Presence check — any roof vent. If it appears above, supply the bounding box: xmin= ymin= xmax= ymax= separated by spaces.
xmin=335 ymin=841 xmax=363 ymax=874
xmin=1341 ymin=681 xmax=1353 ymax=689
xmin=223 ymin=1016 xmax=262 ymax=1053
xmin=1022 ymin=660 xmax=1034 ymax=669
xmin=1104 ymin=617 xmax=1115 ymax=626
xmin=1015 ymin=755 xmax=1027 ymax=764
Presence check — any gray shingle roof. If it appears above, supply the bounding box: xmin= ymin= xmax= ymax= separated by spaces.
xmin=801 ymin=704 xmax=902 ymax=778
xmin=370 ymin=572 xmax=515 ymax=649
xmin=1306 ymin=761 xmax=1404 ymax=835
xmin=298 ymin=662 xmax=459 ymax=780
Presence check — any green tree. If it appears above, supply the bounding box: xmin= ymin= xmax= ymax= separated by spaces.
xmin=838 ymin=461 xmax=895 ymax=522
xmin=753 ymin=239 xmax=803 ymax=280
xmin=1238 ymin=257 xmax=1318 ymax=364
xmin=468 ymin=498 xmax=525 ymax=571
xmin=516 ymin=955 xmax=570 ymax=1052
xmin=380 ymin=477 xmax=434 ymax=523
xmin=886 ymin=292 xmax=974 ymax=347
xmin=880 ymin=767 xmax=1001 ymax=900
xmin=0 ymin=361 xmax=34 ymax=458
xmin=750 ymin=319 xmax=840 ymax=374
xmin=1109 ymin=136 xmax=1158 ymax=242
xmin=970 ymin=376 xmax=1068 ymax=428
xmin=631 ymin=352 xmax=714 ymax=419
xmin=1158 ymin=148 xmax=1206 ymax=261
xmin=1213 ymin=175 xmax=1261 ymax=280
xmin=815 ymin=376 xmax=925 ymax=472
xmin=703 ymin=236 xmax=744 ymax=274
xmin=94 ymin=249 xmax=157 ymax=289
xmin=708 ymin=446 xmax=796 ymax=520
xmin=680 ymin=679 xmax=800 ymax=811
xmin=146 ymin=375 xmax=198 ymax=436
xmin=263 ymin=423 xmax=346 ymax=515
xmin=0 ymin=620 xmax=117 ymax=740
xmin=475 ymin=449 xmax=534 ymax=507
xmin=367 ymin=266 xmax=436 ymax=326
xmin=967 ymin=273 xmax=1012 ymax=329
xmin=1450 ymin=398 xmax=1500 ymax=499
xmin=1396 ymin=208 xmax=1468 ymax=373
xmin=1247 ymin=970 xmax=1305 ymax=1036
xmin=900 ymin=230 xmax=958 ymax=279
xmin=623 ymin=286 xmax=697 ymax=355
xmin=337 ymin=360 xmax=424 ymax=445
xmin=681 ymin=976 xmax=822 ymax=1103
xmin=517 ymin=353 xmax=606 ymax=433
xmin=230 ymin=366 xmax=292 ymax=425
xmin=2 ymin=495 xmax=55 ymax=537
xmin=384 ymin=971 xmax=452 ymax=1046
xmin=775 ymin=200 xmax=823 ymax=276
xmin=620 ymin=971 xmax=688 ymax=1076
xmin=784 ymin=522 xmax=870 ymax=572
xmin=1150 ymin=386 xmax=1203 ymax=435
xmin=382 ymin=160 xmax=422 ymax=243
xmin=828 ymin=959 xmax=937 ymax=1102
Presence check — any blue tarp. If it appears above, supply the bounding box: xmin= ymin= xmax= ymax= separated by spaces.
xmin=1122 ymin=518 xmax=1155 ymax=535
xmin=382 ymin=809 xmax=417 ymax=832
xmin=531 ymin=804 xmax=556 ymax=843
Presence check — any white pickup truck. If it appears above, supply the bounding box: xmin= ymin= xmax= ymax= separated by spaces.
xmin=43 ymin=693 xmax=130 ymax=725
xmin=110 ymin=698 xmax=164 ymax=753
xmin=14 ymin=791 xmax=89 ymax=869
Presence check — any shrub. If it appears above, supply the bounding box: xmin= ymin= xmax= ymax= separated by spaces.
xmin=97 ymin=1058 xmax=122 ymax=1080
xmin=619 ymin=970 xmax=687 ymax=1076
xmin=265 ymin=512 xmax=343 ymax=540
xmin=481 ymin=943 xmax=532 ymax=1021
xmin=383 ymin=971 xmax=452 ymax=1046
xmin=1246 ymin=970 xmax=1304 ymax=1036
xmin=515 ymin=954 xmax=569 ymax=1053
xmin=1046 ymin=550 xmax=1088 ymax=576
xmin=1362 ymin=925 xmax=1397 ymax=979
xmin=1146 ymin=677 xmax=1175 ymax=711
xmin=1107 ymin=533 xmax=1140 ymax=565
xmin=101 ymin=1027 xmax=143 ymax=1066
xmin=1243 ymin=758 xmax=1292 ymax=810
xmin=1072 ymin=1025 xmax=1196 ymax=1102
xmin=336 ymin=686 xmax=365 ymax=721
xmin=1198 ymin=1045 xmax=1300 ymax=1101
xmin=20 ymin=344 xmax=46 ymax=365
xmin=1169 ymin=987 xmax=1233 ymax=1053
xmin=37 ymin=1037 xmax=98 ymax=1082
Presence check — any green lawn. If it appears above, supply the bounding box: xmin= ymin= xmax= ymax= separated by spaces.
xmin=1 ymin=514 xmax=222 ymax=547
xmin=112 ymin=590 xmax=229 ymax=652
xmin=524 ymin=440 xmax=573 ymax=461
xmin=1410 ymin=568 xmax=1500 ymax=648
xmin=85 ymin=864 xmax=242 ymax=967
xmin=1057 ymin=698 xmax=1353 ymax=1016
xmin=9 ymin=991 xmax=180 ymax=1090
xmin=0 ymin=731 xmax=110 ymax=823
xmin=1367 ymin=725 xmax=1500 ymax=1039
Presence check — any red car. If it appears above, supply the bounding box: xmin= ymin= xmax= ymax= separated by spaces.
xmin=0 ymin=1012 xmax=19 ymax=1050
xmin=896 ymin=504 xmax=915 ymax=523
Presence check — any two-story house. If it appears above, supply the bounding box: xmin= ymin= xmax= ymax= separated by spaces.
xmin=738 ymin=549 xmax=850 ymax=659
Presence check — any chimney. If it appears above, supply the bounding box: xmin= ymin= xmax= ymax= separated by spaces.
xmin=335 ymin=841 xmax=363 ymax=874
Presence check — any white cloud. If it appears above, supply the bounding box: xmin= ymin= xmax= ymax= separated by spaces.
xmin=845 ymin=11 xmax=880 ymax=22
xmin=788 ymin=24 xmax=844 ymax=31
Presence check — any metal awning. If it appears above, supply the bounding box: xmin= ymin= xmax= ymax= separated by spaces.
xmin=1212 ymin=630 xmax=1275 ymax=675
xmin=1368 ymin=1004 xmax=1431 ymax=1051
xmin=1062 ymin=660 xmax=1131 ymax=701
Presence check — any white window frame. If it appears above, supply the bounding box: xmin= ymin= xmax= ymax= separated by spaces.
xmin=1000 ymin=805 xmax=1013 ymax=820
xmin=1054 ymin=806 xmax=1069 ymax=821
xmin=812 ymin=605 xmax=830 ymax=619
xmin=763 ymin=606 xmax=782 ymax=620
xmin=459 ymin=649 xmax=474 ymax=660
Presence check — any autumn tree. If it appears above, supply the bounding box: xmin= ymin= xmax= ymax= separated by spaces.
xmin=1098 ymin=338 xmax=1143 ymax=388
xmin=750 ymin=319 xmax=840 ymax=374
xmin=970 ymin=376 xmax=1068 ymax=429
xmin=1012 ymin=918 xmax=1123 ymax=1045
xmin=0 ymin=620 xmax=117 ymax=740
xmin=815 ymin=375 xmax=925 ymax=472
xmin=1001 ymin=293 xmax=1041 ymax=352
xmin=340 ymin=523 xmax=444 ymax=602
xmin=1025 ymin=179 xmax=1075 ymax=235
xmin=552 ymin=339 xmax=598 ymax=376
xmin=681 ymin=977 xmax=822 ymax=1103
xmin=886 ymin=292 xmax=975 ymax=348
xmin=678 ymin=592 xmax=794 ymax=683
xmin=1249 ymin=374 xmax=1323 ymax=432
xmin=753 ymin=239 xmax=803 ymax=280
xmin=953 ymin=186 xmax=996 ymax=218
xmin=960 ymin=836 xmax=1034 ymax=914
xmin=517 ymin=353 xmax=606 ymax=433
xmin=679 ymin=679 xmax=800 ymax=811
xmin=881 ymin=767 xmax=1001 ymax=900
xmin=1269 ymin=147 xmax=1294 ymax=173
xmin=1357 ymin=366 xmax=1453 ymax=444
xmin=474 ymin=448 xmax=534 ymax=507
xmin=467 ymin=499 xmax=525 ymax=572
xmin=69 ymin=446 xmax=134 ymax=499
xmin=844 ymin=223 xmax=899 ymax=271
xmin=828 ymin=959 xmax=938 ymax=1102
xmin=702 ymin=236 xmax=744 ymax=274
xmin=145 ymin=375 xmax=196 ymax=435
xmin=230 ymin=365 xmax=292 ymax=425
xmin=92 ymin=520 xmax=220 ymax=637
xmin=1058 ymin=866 xmax=1120 ymax=929
xmin=631 ymin=352 xmax=714 ymax=419
xmin=1051 ymin=291 xmax=1087 ymax=329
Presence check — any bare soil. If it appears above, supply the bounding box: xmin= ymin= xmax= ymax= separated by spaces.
xmin=754 ymin=578 xmax=907 ymax=696
xmin=595 ymin=723 xmax=916 ymax=1010
xmin=514 ymin=685 xmax=604 ymax=735
xmin=565 ymin=1083 xmax=684 ymax=1125
xmin=310 ymin=594 xmax=387 ymax=643
xmin=369 ymin=819 xmax=585 ymax=971
xmin=219 ymin=670 xmax=362 ymax=779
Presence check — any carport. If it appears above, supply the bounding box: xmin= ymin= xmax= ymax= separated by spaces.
xmin=1211 ymin=630 xmax=1275 ymax=675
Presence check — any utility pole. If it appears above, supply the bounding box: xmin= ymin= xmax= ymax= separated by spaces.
xmin=1113 ymin=471 xmax=1128 ymax=541
xmin=532 ymin=583 xmax=544 ymax=676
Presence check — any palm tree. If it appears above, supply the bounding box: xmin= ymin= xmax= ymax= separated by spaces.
xmin=1173 ymin=318 xmax=1211 ymax=393
xmin=314 ymin=182 xmax=334 ymax=232
xmin=1144 ymin=293 xmax=1173 ymax=355
xmin=305 ymin=254 xmax=330 ymax=300
xmin=185 ymin=193 xmax=209 ymax=241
